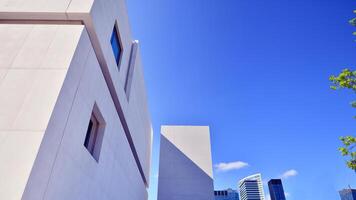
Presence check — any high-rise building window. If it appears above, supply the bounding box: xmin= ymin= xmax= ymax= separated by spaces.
xmin=110 ymin=25 xmax=122 ymax=67
xmin=84 ymin=105 xmax=105 ymax=162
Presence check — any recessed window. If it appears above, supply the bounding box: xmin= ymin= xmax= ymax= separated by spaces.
xmin=84 ymin=105 xmax=105 ymax=162
xmin=110 ymin=25 xmax=122 ymax=67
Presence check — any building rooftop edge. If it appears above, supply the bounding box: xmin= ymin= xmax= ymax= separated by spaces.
xmin=238 ymin=173 xmax=262 ymax=186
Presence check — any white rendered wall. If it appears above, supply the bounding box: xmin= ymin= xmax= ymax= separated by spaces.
xmin=158 ymin=126 xmax=214 ymax=200
xmin=25 ymin=37 xmax=146 ymax=200
xmin=0 ymin=0 xmax=152 ymax=185
xmin=87 ymin=0 xmax=153 ymax=181
xmin=0 ymin=0 xmax=152 ymax=199
xmin=0 ymin=24 xmax=84 ymax=200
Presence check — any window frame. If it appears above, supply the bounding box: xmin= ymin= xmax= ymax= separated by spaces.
xmin=110 ymin=22 xmax=124 ymax=70
xmin=84 ymin=103 xmax=106 ymax=162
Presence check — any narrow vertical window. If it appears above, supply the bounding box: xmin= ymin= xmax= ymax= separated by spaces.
xmin=84 ymin=114 xmax=99 ymax=154
xmin=84 ymin=105 xmax=105 ymax=162
xmin=110 ymin=25 xmax=122 ymax=67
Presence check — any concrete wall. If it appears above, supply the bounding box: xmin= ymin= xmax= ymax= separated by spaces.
xmin=0 ymin=0 xmax=152 ymax=182
xmin=26 ymin=32 xmax=146 ymax=200
xmin=0 ymin=0 xmax=152 ymax=199
xmin=158 ymin=126 xmax=214 ymax=200
xmin=0 ymin=24 xmax=84 ymax=200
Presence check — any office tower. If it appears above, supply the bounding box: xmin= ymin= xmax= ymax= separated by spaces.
xmin=214 ymin=188 xmax=240 ymax=200
xmin=268 ymin=179 xmax=286 ymax=200
xmin=158 ymin=126 xmax=214 ymax=200
xmin=238 ymin=174 xmax=265 ymax=200
xmin=0 ymin=0 xmax=152 ymax=199
xmin=339 ymin=189 xmax=356 ymax=200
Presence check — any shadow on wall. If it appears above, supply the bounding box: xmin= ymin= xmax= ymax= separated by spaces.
xmin=157 ymin=135 xmax=214 ymax=200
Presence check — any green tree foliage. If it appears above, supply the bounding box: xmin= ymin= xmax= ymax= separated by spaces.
xmin=330 ymin=69 xmax=356 ymax=91
xmin=339 ymin=136 xmax=356 ymax=170
xmin=329 ymin=69 xmax=356 ymax=171
xmin=349 ymin=10 xmax=356 ymax=36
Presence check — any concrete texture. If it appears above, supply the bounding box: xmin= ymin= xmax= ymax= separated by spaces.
xmin=158 ymin=126 xmax=214 ymax=200
xmin=0 ymin=0 xmax=152 ymax=199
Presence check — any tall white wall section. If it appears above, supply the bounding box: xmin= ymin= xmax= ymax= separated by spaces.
xmin=0 ymin=24 xmax=85 ymax=200
xmin=0 ymin=0 xmax=152 ymax=199
xmin=158 ymin=126 xmax=214 ymax=200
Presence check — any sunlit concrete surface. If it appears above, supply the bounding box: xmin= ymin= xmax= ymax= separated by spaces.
xmin=158 ymin=126 xmax=214 ymax=200
xmin=0 ymin=0 xmax=152 ymax=199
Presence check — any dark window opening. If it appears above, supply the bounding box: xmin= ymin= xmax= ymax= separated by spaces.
xmin=84 ymin=106 xmax=105 ymax=162
xmin=84 ymin=115 xmax=99 ymax=154
xmin=110 ymin=25 xmax=122 ymax=67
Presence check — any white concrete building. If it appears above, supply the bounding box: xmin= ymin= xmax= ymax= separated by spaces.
xmin=158 ymin=126 xmax=214 ymax=200
xmin=238 ymin=174 xmax=265 ymax=200
xmin=0 ymin=0 xmax=152 ymax=199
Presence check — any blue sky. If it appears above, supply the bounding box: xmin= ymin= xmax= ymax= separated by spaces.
xmin=126 ymin=0 xmax=356 ymax=199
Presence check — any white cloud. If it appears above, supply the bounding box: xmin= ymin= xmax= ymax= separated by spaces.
xmin=280 ymin=169 xmax=298 ymax=179
xmin=214 ymin=161 xmax=249 ymax=172
xmin=285 ymin=192 xmax=291 ymax=197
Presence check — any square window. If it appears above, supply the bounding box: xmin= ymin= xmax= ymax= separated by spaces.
xmin=84 ymin=105 xmax=105 ymax=162
xmin=110 ymin=25 xmax=122 ymax=67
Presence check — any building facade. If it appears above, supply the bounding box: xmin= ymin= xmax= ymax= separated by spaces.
xmin=214 ymin=188 xmax=240 ymax=200
xmin=158 ymin=126 xmax=214 ymax=200
xmin=0 ymin=0 xmax=152 ymax=199
xmin=268 ymin=179 xmax=286 ymax=200
xmin=339 ymin=189 xmax=356 ymax=200
xmin=238 ymin=174 xmax=265 ymax=200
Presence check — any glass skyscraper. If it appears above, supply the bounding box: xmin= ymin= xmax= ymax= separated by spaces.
xmin=339 ymin=189 xmax=356 ymax=200
xmin=268 ymin=179 xmax=286 ymax=200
